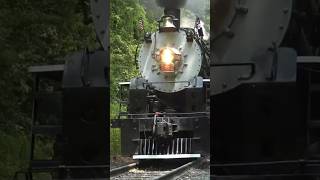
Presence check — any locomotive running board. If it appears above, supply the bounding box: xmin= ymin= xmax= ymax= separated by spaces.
xmin=132 ymin=154 xmax=201 ymax=159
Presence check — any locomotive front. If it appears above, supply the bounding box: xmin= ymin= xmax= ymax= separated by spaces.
xmin=137 ymin=11 xmax=203 ymax=93
xmin=114 ymin=0 xmax=210 ymax=160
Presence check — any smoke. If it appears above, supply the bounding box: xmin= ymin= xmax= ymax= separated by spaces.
xmin=155 ymin=0 xmax=187 ymax=9
xmin=181 ymin=0 xmax=210 ymax=40
xmin=185 ymin=0 xmax=210 ymax=19
xmin=151 ymin=0 xmax=210 ymax=40
xmin=180 ymin=12 xmax=209 ymax=40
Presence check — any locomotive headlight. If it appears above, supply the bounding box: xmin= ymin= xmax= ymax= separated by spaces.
xmin=155 ymin=47 xmax=182 ymax=73
xmin=161 ymin=48 xmax=174 ymax=65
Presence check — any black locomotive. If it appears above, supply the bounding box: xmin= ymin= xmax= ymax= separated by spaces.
xmin=212 ymin=0 xmax=320 ymax=179
xmin=112 ymin=0 xmax=210 ymax=160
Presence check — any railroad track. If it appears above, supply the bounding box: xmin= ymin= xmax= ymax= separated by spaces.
xmin=175 ymin=158 xmax=210 ymax=180
xmin=110 ymin=160 xmax=200 ymax=180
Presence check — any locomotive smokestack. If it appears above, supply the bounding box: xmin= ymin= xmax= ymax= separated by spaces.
xmin=156 ymin=0 xmax=187 ymax=29
xmin=156 ymin=0 xmax=187 ymax=9
xmin=164 ymin=8 xmax=181 ymax=28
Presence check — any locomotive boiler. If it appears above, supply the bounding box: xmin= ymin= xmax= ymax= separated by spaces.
xmin=112 ymin=0 xmax=210 ymax=160
xmin=212 ymin=0 xmax=320 ymax=178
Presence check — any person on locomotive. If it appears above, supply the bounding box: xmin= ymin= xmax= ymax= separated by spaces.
xmin=195 ymin=16 xmax=204 ymax=40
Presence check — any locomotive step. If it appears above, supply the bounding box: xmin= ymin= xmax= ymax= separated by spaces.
xmin=28 ymin=65 xmax=64 ymax=80
xmin=133 ymin=154 xmax=201 ymax=159
xmin=30 ymin=160 xmax=63 ymax=171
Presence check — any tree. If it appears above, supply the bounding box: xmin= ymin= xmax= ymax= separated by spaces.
xmin=0 ymin=0 xmax=96 ymax=178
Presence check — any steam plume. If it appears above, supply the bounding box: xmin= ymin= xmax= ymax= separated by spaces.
xmin=156 ymin=0 xmax=187 ymax=9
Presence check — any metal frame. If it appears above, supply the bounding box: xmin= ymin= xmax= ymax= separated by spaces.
xmin=133 ymin=154 xmax=201 ymax=159
xmin=27 ymin=65 xmax=65 ymax=180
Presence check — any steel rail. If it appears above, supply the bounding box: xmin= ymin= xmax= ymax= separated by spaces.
xmin=153 ymin=160 xmax=199 ymax=180
xmin=110 ymin=162 xmax=138 ymax=177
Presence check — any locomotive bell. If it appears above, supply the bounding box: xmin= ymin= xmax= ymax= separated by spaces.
xmin=162 ymin=17 xmax=176 ymax=29
xmin=160 ymin=16 xmax=177 ymax=32
xmin=156 ymin=0 xmax=185 ymax=30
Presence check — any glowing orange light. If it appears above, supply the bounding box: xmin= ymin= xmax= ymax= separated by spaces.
xmin=160 ymin=48 xmax=174 ymax=65
xmin=160 ymin=64 xmax=174 ymax=72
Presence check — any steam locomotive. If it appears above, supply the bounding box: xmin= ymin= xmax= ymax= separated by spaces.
xmin=112 ymin=0 xmax=210 ymax=160
xmin=212 ymin=0 xmax=320 ymax=178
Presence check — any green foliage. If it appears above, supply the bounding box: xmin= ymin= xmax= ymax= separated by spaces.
xmin=110 ymin=0 xmax=156 ymax=102
xmin=140 ymin=0 xmax=163 ymax=20
xmin=0 ymin=0 xmax=96 ymax=130
xmin=0 ymin=0 xmax=96 ymax=178
xmin=0 ymin=130 xmax=29 ymax=179
xmin=110 ymin=103 xmax=121 ymax=155
xmin=110 ymin=128 xmax=121 ymax=155
xmin=110 ymin=0 xmax=157 ymax=155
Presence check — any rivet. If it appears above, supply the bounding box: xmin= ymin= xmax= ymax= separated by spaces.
xmin=236 ymin=6 xmax=248 ymax=14
xmin=224 ymin=28 xmax=234 ymax=38
xmin=222 ymin=83 xmax=227 ymax=89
